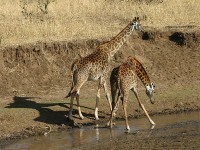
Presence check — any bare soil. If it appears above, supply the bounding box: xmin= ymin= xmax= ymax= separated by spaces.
xmin=0 ymin=27 xmax=200 ymax=149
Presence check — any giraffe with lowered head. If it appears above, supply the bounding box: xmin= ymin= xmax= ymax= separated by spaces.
xmin=66 ymin=17 xmax=143 ymax=120
xmin=107 ymin=56 xmax=155 ymax=131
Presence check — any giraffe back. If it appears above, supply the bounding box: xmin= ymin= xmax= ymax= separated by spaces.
xmin=71 ymin=49 xmax=110 ymax=81
xmin=110 ymin=56 xmax=152 ymax=105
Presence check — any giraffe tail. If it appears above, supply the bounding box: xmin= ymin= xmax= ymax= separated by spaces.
xmin=110 ymin=67 xmax=121 ymax=111
xmin=65 ymin=62 xmax=77 ymax=99
xmin=65 ymin=85 xmax=73 ymax=98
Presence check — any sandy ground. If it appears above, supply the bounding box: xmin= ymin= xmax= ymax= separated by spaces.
xmin=0 ymin=28 xmax=200 ymax=148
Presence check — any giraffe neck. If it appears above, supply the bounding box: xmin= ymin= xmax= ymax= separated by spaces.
xmin=101 ymin=22 xmax=134 ymax=57
xmin=134 ymin=60 xmax=151 ymax=86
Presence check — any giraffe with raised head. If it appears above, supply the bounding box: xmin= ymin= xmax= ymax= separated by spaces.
xmin=107 ymin=56 xmax=155 ymax=131
xmin=66 ymin=17 xmax=143 ymax=120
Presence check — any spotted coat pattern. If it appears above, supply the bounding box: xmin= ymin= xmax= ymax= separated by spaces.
xmin=108 ymin=56 xmax=156 ymax=130
xmin=66 ymin=17 xmax=143 ymax=120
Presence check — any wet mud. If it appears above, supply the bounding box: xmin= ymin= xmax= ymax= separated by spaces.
xmin=3 ymin=111 xmax=200 ymax=150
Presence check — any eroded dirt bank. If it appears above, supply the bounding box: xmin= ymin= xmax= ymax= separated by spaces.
xmin=0 ymin=28 xmax=200 ymax=148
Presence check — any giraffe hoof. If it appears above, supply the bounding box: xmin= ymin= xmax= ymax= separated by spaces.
xmin=106 ymin=122 xmax=111 ymax=128
xmin=80 ymin=115 xmax=84 ymax=120
xmin=109 ymin=124 xmax=113 ymax=129
xmin=151 ymin=121 xmax=156 ymax=125
xmin=125 ymin=129 xmax=130 ymax=133
xmin=150 ymin=124 xmax=156 ymax=130
xmin=126 ymin=126 xmax=130 ymax=131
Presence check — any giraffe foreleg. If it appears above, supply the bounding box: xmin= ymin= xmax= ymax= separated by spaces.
xmin=95 ymin=82 xmax=101 ymax=120
xmin=103 ymin=81 xmax=112 ymax=113
xmin=132 ymin=88 xmax=155 ymax=125
xmin=139 ymin=103 xmax=155 ymax=125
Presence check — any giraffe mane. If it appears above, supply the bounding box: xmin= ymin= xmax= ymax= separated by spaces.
xmin=126 ymin=56 xmax=151 ymax=85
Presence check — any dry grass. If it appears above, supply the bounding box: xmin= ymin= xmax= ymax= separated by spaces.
xmin=0 ymin=0 xmax=200 ymax=47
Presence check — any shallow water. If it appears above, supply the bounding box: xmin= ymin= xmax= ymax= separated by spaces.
xmin=4 ymin=111 xmax=200 ymax=150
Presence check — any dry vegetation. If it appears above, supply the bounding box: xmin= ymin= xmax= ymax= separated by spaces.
xmin=0 ymin=0 xmax=200 ymax=46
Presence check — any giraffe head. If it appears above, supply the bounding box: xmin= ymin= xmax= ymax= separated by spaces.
xmin=146 ymin=82 xmax=155 ymax=104
xmin=131 ymin=17 xmax=143 ymax=32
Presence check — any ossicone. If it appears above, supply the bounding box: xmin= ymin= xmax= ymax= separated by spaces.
xmin=134 ymin=17 xmax=140 ymax=21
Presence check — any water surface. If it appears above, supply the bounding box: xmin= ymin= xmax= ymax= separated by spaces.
xmin=4 ymin=111 xmax=200 ymax=150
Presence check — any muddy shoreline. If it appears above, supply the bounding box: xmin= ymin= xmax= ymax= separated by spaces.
xmin=78 ymin=120 xmax=200 ymax=150
xmin=1 ymin=108 xmax=199 ymax=149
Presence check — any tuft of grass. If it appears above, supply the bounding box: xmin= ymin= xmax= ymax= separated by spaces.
xmin=0 ymin=0 xmax=200 ymax=46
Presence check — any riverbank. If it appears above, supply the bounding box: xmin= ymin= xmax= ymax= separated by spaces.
xmin=0 ymin=28 xmax=200 ymax=148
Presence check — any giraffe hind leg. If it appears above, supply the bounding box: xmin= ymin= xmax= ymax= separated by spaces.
xmin=68 ymin=77 xmax=86 ymax=120
xmin=68 ymin=91 xmax=75 ymax=120
xmin=103 ymin=81 xmax=112 ymax=112
xmin=69 ymin=89 xmax=84 ymax=120
xmin=107 ymin=90 xmax=121 ymax=128
xmin=74 ymin=81 xmax=86 ymax=120
xmin=113 ymin=90 xmax=120 ymax=117
xmin=76 ymin=91 xmax=84 ymax=119
xmin=110 ymin=80 xmax=119 ymax=116
xmin=122 ymin=94 xmax=130 ymax=131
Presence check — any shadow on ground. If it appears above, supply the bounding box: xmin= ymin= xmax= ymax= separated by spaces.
xmin=5 ymin=96 xmax=97 ymax=126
